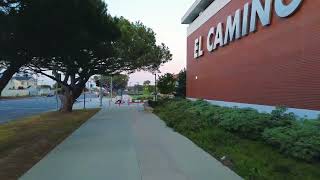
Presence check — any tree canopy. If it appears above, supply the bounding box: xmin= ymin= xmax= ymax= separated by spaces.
xmin=99 ymin=74 xmax=129 ymax=93
xmin=143 ymin=80 xmax=151 ymax=86
xmin=157 ymin=73 xmax=176 ymax=95
xmin=175 ymin=69 xmax=186 ymax=97
xmin=0 ymin=0 xmax=32 ymax=93
xmin=0 ymin=0 xmax=172 ymax=112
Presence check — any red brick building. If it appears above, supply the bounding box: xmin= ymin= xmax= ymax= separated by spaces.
xmin=182 ymin=0 xmax=320 ymax=118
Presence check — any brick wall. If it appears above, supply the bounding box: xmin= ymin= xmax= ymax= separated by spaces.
xmin=187 ymin=0 xmax=320 ymax=110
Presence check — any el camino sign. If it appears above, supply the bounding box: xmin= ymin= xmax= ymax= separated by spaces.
xmin=194 ymin=0 xmax=303 ymax=59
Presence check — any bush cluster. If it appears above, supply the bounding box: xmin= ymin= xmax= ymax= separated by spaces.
xmin=263 ymin=120 xmax=320 ymax=161
xmin=133 ymin=95 xmax=153 ymax=101
xmin=218 ymin=108 xmax=271 ymax=139
xmin=153 ymin=99 xmax=211 ymax=133
xmin=218 ymin=106 xmax=296 ymax=139
xmin=152 ymin=99 xmax=320 ymax=162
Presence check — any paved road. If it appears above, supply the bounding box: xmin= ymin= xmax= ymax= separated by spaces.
xmin=0 ymin=94 xmax=100 ymax=124
xmin=20 ymin=105 xmax=242 ymax=180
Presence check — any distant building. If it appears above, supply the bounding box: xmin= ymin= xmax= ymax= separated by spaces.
xmin=38 ymin=85 xmax=52 ymax=96
xmin=1 ymin=75 xmax=38 ymax=97
xmin=11 ymin=76 xmax=37 ymax=90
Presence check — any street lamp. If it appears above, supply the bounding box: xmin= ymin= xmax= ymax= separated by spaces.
xmin=83 ymin=86 xmax=86 ymax=109
xmin=110 ymin=75 xmax=113 ymax=101
xmin=154 ymin=73 xmax=157 ymax=101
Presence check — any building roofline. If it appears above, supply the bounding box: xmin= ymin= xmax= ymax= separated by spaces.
xmin=184 ymin=0 xmax=232 ymax=36
xmin=181 ymin=0 xmax=215 ymax=24
xmin=13 ymin=76 xmax=35 ymax=81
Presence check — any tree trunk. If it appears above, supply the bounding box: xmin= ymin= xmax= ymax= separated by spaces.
xmin=59 ymin=86 xmax=84 ymax=113
xmin=0 ymin=64 xmax=20 ymax=96
xmin=59 ymin=92 xmax=74 ymax=113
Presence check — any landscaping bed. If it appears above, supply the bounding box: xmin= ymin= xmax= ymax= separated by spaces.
xmin=131 ymin=94 xmax=154 ymax=101
xmin=0 ymin=109 xmax=100 ymax=180
xmin=151 ymin=99 xmax=320 ymax=179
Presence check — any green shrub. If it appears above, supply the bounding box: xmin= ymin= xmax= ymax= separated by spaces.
xmin=153 ymin=99 xmax=320 ymax=179
xmin=132 ymin=95 xmax=153 ymax=101
xmin=148 ymin=100 xmax=159 ymax=108
xmin=218 ymin=106 xmax=297 ymax=139
xmin=153 ymin=99 xmax=320 ymax=162
xmin=153 ymin=99 xmax=210 ymax=133
xmin=185 ymin=100 xmax=213 ymax=122
xmin=218 ymin=108 xmax=271 ymax=139
xmin=263 ymin=120 xmax=320 ymax=162
xmin=270 ymin=106 xmax=296 ymax=127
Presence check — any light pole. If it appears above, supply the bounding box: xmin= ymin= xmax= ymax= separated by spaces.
xmin=83 ymin=88 xmax=86 ymax=109
xmin=56 ymin=82 xmax=59 ymax=110
xmin=99 ymin=85 xmax=103 ymax=107
xmin=154 ymin=73 xmax=157 ymax=101
xmin=110 ymin=76 xmax=113 ymax=101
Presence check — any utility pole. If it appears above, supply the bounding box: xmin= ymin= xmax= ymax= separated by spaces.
xmin=83 ymin=89 xmax=86 ymax=109
xmin=110 ymin=76 xmax=113 ymax=102
xmin=56 ymin=82 xmax=59 ymax=110
xmin=100 ymin=85 xmax=103 ymax=107
xmin=154 ymin=73 xmax=157 ymax=101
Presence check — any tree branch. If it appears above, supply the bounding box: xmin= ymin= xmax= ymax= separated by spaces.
xmin=27 ymin=65 xmax=71 ymax=88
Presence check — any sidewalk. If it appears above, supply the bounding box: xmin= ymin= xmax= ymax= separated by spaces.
xmin=20 ymin=105 xmax=242 ymax=180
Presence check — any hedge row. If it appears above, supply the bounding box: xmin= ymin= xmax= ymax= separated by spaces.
xmin=151 ymin=99 xmax=320 ymax=162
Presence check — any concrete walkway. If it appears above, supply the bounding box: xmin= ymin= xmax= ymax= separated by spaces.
xmin=20 ymin=105 xmax=242 ymax=180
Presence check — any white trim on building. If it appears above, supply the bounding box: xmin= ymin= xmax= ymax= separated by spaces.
xmin=182 ymin=0 xmax=215 ymax=24
xmin=182 ymin=0 xmax=232 ymax=36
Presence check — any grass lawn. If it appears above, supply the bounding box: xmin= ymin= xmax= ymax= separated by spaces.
xmin=153 ymin=100 xmax=320 ymax=180
xmin=0 ymin=109 xmax=100 ymax=180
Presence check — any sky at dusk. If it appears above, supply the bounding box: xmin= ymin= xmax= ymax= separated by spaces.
xmin=38 ymin=0 xmax=195 ymax=86
xmin=104 ymin=0 xmax=194 ymax=85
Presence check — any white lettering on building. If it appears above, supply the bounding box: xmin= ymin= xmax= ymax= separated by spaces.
xmin=194 ymin=0 xmax=303 ymax=59
xmin=224 ymin=9 xmax=241 ymax=45
xmin=194 ymin=36 xmax=204 ymax=58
